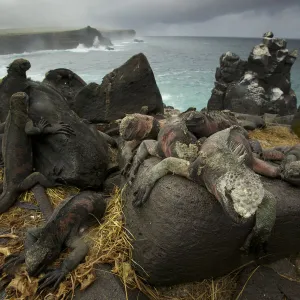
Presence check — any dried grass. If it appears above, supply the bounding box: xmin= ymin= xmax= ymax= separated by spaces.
xmin=5 ymin=125 xmax=297 ymax=299
xmin=249 ymin=126 xmax=300 ymax=149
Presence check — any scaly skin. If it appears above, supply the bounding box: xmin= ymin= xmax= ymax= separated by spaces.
xmin=280 ymin=144 xmax=300 ymax=186
xmin=119 ymin=113 xmax=160 ymax=141
xmin=120 ymin=110 xmax=238 ymax=178
xmin=123 ymin=116 xmax=200 ymax=183
xmin=131 ymin=126 xmax=278 ymax=255
xmin=179 ymin=109 xmax=239 ymax=138
xmin=1 ymin=191 xmax=107 ymax=292
xmin=0 ymin=92 xmax=56 ymax=214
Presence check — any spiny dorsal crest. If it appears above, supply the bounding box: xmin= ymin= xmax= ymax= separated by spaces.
xmin=227 ymin=140 xmax=247 ymax=164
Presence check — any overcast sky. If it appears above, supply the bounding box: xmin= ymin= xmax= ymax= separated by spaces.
xmin=1 ymin=0 xmax=300 ymax=38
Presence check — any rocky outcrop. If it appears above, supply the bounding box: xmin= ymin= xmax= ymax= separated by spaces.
xmin=42 ymin=68 xmax=87 ymax=109
xmin=124 ymin=157 xmax=300 ymax=286
xmin=207 ymin=32 xmax=298 ymax=116
xmin=0 ymin=26 xmax=112 ymax=55
xmin=73 ymin=53 xmax=164 ymax=123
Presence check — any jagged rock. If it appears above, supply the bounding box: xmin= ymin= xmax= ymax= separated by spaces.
xmin=43 ymin=68 xmax=87 ymax=109
xmin=263 ymin=31 xmax=274 ymax=38
xmin=74 ymin=264 xmax=149 ymax=300
xmin=124 ymin=157 xmax=300 ymax=286
xmin=207 ymin=33 xmax=297 ymax=116
xmin=73 ymin=53 xmax=164 ymax=122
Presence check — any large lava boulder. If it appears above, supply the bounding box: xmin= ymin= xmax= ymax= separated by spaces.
xmin=43 ymin=68 xmax=87 ymax=109
xmin=124 ymin=157 xmax=300 ymax=286
xmin=74 ymin=264 xmax=149 ymax=300
xmin=207 ymin=32 xmax=298 ymax=116
xmin=73 ymin=53 xmax=164 ymax=122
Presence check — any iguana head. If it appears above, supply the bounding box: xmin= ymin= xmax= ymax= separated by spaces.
xmin=7 ymin=59 xmax=31 ymax=76
xmin=120 ymin=113 xmax=159 ymax=141
xmin=215 ymin=164 xmax=264 ymax=222
xmin=281 ymin=161 xmax=300 ymax=186
xmin=10 ymin=92 xmax=28 ymax=112
xmin=25 ymin=239 xmax=61 ymax=277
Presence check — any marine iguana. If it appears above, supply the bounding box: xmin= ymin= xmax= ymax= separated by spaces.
xmin=120 ymin=110 xmax=237 ymax=177
xmin=1 ymin=191 xmax=107 ymax=292
xmin=118 ymin=113 xmax=161 ymax=174
xmin=122 ymin=116 xmax=201 ymax=183
xmin=279 ymin=144 xmax=300 ymax=186
xmin=0 ymin=92 xmax=66 ymax=214
xmin=131 ymin=126 xmax=279 ymax=254
xmin=0 ymin=59 xmax=31 ymax=123
xmin=179 ymin=109 xmax=239 ymax=138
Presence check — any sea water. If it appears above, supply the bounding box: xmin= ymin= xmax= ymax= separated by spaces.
xmin=0 ymin=36 xmax=299 ymax=111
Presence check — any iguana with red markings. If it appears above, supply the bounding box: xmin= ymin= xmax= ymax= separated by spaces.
xmin=1 ymin=191 xmax=107 ymax=292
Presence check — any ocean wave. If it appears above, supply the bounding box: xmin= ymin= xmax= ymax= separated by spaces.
xmin=162 ymin=93 xmax=172 ymax=101
xmin=0 ymin=43 xmax=123 ymax=58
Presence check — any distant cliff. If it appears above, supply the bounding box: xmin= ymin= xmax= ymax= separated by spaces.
xmin=0 ymin=26 xmax=112 ymax=55
xmin=100 ymin=29 xmax=136 ymax=40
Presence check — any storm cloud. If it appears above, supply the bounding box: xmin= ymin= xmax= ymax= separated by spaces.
xmin=0 ymin=0 xmax=300 ymax=38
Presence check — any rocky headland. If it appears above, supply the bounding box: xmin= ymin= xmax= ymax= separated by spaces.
xmin=0 ymin=26 xmax=112 ymax=55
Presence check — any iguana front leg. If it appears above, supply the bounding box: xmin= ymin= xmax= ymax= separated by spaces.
xmin=133 ymin=157 xmax=191 ymax=207
xmin=241 ymin=190 xmax=277 ymax=256
xmin=120 ymin=140 xmax=141 ymax=176
xmin=42 ymin=121 xmax=75 ymax=137
xmin=127 ymin=140 xmax=159 ymax=185
xmin=37 ymin=237 xmax=88 ymax=291
xmin=25 ymin=118 xmax=50 ymax=136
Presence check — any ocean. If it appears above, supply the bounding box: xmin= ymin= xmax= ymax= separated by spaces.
xmin=0 ymin=36 xmax=300 ymax=111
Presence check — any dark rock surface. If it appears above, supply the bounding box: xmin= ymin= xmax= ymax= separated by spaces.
xmin=0 ymin=26 xmax=112 ymax=55
xmin=73 ymin=53 xmax=164 ymax=122
xmin=43 ymin=68 xmax=87 ymax=109
xmin=234 ymin=262 xmax=300 ymax=300
xmin=74 ymin=264 xmax=149 ymax=300
xmin=207 ymin=32 xmax=298 ymax=116
xmin=124 ymin=157 xmax=300 ymax=286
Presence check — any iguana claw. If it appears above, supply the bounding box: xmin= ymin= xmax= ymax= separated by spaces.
xmin=37 ymin=118 xmax=50 ymax=131
xmin=1 ymin=253 xmax=25 ymax=275
xmin=121 ymin=161 xmax=132 ymax=177
xmin=132 ymin=184 xmax=154 ymax=207
xmin=241 ymin=230 xmax=267 ymax=257
xmin=37 ymin=268 xmax=66 ymax=292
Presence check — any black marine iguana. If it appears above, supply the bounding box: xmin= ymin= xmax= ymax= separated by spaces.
xmin=130 ymin=126 xmax=279 ymax=254
xmin=0 ymin=92 xmax=73 ymax=215
xmin=1 ymin=191 xmax=107 ymax=292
